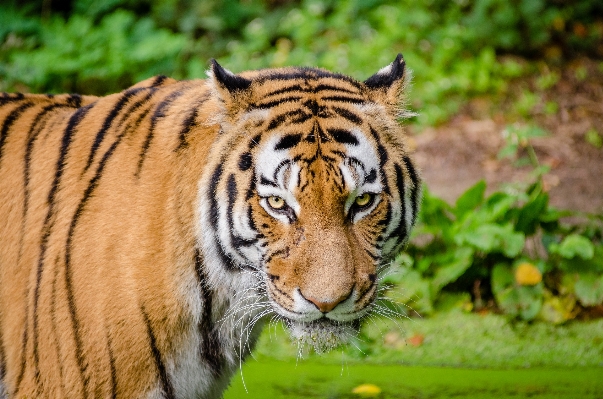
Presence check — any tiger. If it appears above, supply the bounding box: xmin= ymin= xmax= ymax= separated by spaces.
xmin=0 ymin=53 xmax=420 ymax=398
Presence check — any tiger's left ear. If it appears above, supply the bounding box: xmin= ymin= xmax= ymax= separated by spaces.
xmin=209 ymin=59 xmax=253 ymax=116
xmin=364 ymin=54 xmax=408 ymax=112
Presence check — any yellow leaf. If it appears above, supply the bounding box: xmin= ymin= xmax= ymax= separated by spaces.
xmin=515 ymin=262 xmax=542 ymax=286
xmin=352 ymin=383 xmax=382 ymax=397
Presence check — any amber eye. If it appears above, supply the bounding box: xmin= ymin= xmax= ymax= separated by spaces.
xmin=354 ymin=193 xmax=373 ymax=207
xmin=267 ymin=196 xmax=286 ymax=210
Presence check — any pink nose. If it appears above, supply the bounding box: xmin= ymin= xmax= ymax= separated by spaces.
xmin=306 ymin=293 xmax=350 ymax=313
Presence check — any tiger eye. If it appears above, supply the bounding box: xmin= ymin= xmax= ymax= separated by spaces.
xmin=267 ymin=196 xmax=286 ymax=210
xmin=355 ymin=193 xmax=372 ymax=207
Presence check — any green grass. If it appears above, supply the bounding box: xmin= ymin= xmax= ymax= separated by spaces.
xmin=223 ymin=310 xmax=603 ymax=398
xmin=225 ymin=362 xmax=603 ymax=399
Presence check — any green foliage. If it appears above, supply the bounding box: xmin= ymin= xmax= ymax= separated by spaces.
xmin=1 ymin=0 xmax=601 ymax=124
xmin=2 ymin=9 xmax=185 ymax=94
xmin=387 ymin=178 xmax=603 ymax=322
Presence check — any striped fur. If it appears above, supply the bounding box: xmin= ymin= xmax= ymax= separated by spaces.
xmin=0 ymin=55 xmax=420 ymax=398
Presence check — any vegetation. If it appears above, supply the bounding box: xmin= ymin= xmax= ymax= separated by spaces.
xmin=390 ymin=127 xmax=603 ymax=322
xmin=1 ymin=0 xmax=602 ymax=321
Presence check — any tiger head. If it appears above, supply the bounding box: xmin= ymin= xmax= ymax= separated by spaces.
xmin=198 ymin=54 xmax=420 ymax=352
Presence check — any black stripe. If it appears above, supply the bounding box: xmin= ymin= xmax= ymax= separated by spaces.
xmin=328 ymin=128 xmax=358 ymax=145
xmin=259 ymin=175 xmax=278 ymax=188
xmin=387 ymin=163 xmax=408 ymax=242
xmin=151 ymin=75 xmax=168 ymax=87
xmin=257 ymin=69 xmax=363 ymax=91
xmin=314 ymin=83 xmax=359 ymax=94
xmin=175 ymin=107 xmax=198 ymax=151
xmin=106 ymin=332 xmax=117 ymax=399
xmin=83 ymin=88 xmax=145 ymax=175
xmin=252 ymin=96 xmax=302 ymax=109
xmin=238 ymin=152 xmax=252 ymax=171
xmin=248 ymin=134 xmax=262 ymax=149
xmin=140 ymin=306 xmax=175 ymax=399
xmin=208 ymin=164 xmax=238 ymax=270
xmin=0 ymin=102 xmax=34 ymax=167
xmin=274 ymin=133 xmax=302 ymax=150
xmin=50 ymin=259 xmax=66 ymax=397
xmin=115 ymin=89 xmax=156 ymax=128
xmin=226 ymin=174 xmax=258 ymax=252
xmin=20 ymin=104 xmax=69 ymax=260
xmin=136 ymin=90 xmax=186 ymax=177
xmin=0 ymin=92 xmax=24 ymax=105
xmin=209 ymin=164 xmax=223 ymax=231
xmin=67 ymin=94 xmax=83 ymax=108
xmin=367 ymin=125 xmax=390 ymax=194
xmin=194 ymin=250 xmax=224 ymax=376
xmin=321 ymin=95 xmax=365 ymax=104
xmin=175 ymin=93 xmax=210 ymax=151
xmin=267 ymin=113 xmax=288 ymax=131
xmin=365 ymin=169 xmax=377 ymax=183
xmin=332 ymin=106 xmax=362 ymax=124
xmin=245 ymin=174 xmax=256 ymax=200
xmin=31 ymin=104 xmax=93 ymax=395
xmin=402 ymin=156 xmax=420 ymax=225
xmin=263 ymin=84 xmax=304 ymax=98
xmin=14 ymin=311 xmax=28 ymax=396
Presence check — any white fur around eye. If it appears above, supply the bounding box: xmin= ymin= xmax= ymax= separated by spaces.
xmin=259 ymin=198 xmax=292 ymax=224
xmin=349 ymin=193 xmax=381 ymax=223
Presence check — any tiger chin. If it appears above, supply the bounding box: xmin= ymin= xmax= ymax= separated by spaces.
xmin=0 ymin=54 xmax=420 ymax=398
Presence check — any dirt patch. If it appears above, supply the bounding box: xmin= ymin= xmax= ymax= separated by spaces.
xmin=409 ymin=58 xmax=603 ymax=214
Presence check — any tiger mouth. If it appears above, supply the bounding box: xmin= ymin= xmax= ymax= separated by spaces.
xmin=285 ymin=318 xmax=360 ymax=353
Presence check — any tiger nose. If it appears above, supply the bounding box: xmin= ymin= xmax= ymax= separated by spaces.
xmin=305 ymin=291 xmax=351 ymax=313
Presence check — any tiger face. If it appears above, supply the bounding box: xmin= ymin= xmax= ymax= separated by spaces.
xmin=200 ymin=55 xmax=420 ymax=352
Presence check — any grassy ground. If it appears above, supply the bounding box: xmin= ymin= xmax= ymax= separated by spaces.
xmin=225 ymin=362 xmax=603 ymax=399
xmin=223 ymin=309 xmax=603 ymax=398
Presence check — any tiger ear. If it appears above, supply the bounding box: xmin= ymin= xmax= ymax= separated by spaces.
xmin=209 ymin=59 xmax=253 ymax=116
xmin=364 ymin=54 xmax=408 ymax=111
xmin=210 ymin=59 xmax=252 ymax=93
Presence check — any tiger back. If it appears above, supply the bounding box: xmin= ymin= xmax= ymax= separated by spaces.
xmin=0 ymin=55 xmax=420 ymax=398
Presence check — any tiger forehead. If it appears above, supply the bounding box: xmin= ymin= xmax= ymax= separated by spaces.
xmin=247 ymin=71 xmax=366 ymax=111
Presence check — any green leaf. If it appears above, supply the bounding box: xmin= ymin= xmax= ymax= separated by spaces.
xmin=454 ymin=180 xmax=486 ymax=218
xmin=455 ymin=223 xmax=524 ymax=256
xmin=516 ymin=285 xmax=544 ymax=320
xmin=501 ymin=228 xmax=525 ymax=257
xmin=552 ymin=234 xmax=595 ymax=260
xmin=455 ymin=224 xmax=499 ymax=251
xmin=516 ymin=191 xmax=548 ymax=235
xmin=574 ymin=273 xmax=603 ymax=307
xmin=558 ymin=245 xmax=603 ymax=274
xmin=430 ymin=247 xmax=474 ymax=295
xmin=492 ymin=263 xmax=514 ymax=295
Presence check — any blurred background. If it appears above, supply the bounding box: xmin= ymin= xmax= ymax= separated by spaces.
xmin=1 ymin=0 xmax=602 ymax=397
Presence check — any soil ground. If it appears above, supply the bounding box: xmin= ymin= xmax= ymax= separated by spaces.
xmin=408 ymin=58 xmax=603 ymax=214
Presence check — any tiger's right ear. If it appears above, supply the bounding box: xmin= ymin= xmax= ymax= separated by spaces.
xmin=210 ymin=59 xmax=252 ymax=93
xmin=209 ymin=60 xmax=253 ymax=117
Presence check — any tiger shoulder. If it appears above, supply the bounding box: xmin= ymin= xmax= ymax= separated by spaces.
xmin=0 ymin=55 xmax=420 ymax=399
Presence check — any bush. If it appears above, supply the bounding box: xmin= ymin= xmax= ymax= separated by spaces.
xmin=386 ymin=137 xmax=603 ymax=323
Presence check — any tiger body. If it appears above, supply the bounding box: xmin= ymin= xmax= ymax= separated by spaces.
xmin=0 ymin=56 xmax=420 ymax=398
